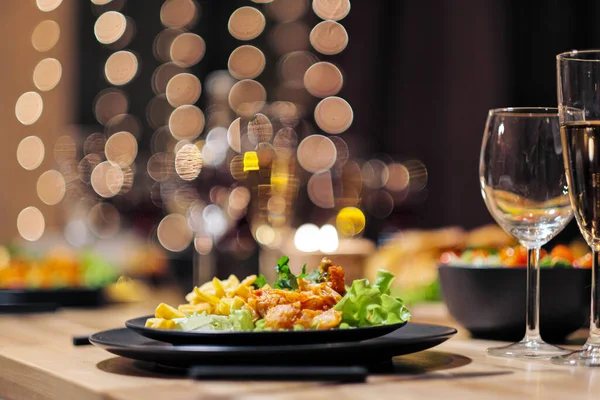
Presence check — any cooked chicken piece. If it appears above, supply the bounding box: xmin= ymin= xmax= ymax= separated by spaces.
xmin=326 ymin=265 xmax=346 ymax=295
xmin=248 ymin=289 xmax=307 ymax=318
xmin=264 ymin=304 xmax=343 ymax=330
xmin=310 ymin=308 xmax=342 ymax=330
xmin=301 ymin=283 xmax=342 ymax=310
xmin=263 ymin=303 xmax=302 ymax=330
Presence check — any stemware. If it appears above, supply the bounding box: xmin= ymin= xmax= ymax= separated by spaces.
xmin=480 ymin=107 xmax=574 ymax=358
xmin=553 ymin=50 xmax=600 ymax=366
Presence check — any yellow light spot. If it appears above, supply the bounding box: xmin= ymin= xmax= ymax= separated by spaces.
xmin=228 ymin=6 xmax=266 ymax=41
xmin=170 ymin=33 xmax=206 ymax=67
xmin=37 ymin=0 xmax=63 ymax=12
xmin=104 ymin=50 xmax=139 ymax=86
xmin=312 ymin=0 xmax=351 ymax=21
xmin=297 ymin=134 xmax=337 ymax=173
xmin=243 ymin=151 xmax=259 ymax=171
xmin=15 ymin=92 xmax=43 ymax=125
xmin=36 ymin=170 xmax=66 ymax=205
xmin=105 ymin=131 xmax=138 ymax=167
xmin=230 ymin=155 xmax=248 ymax=180
xmin=161 ymin=0 xmax=199 ymax=29
xmin=175 ymin=143 xmax=203 ymax=181
xmin=17 ymin=136 xmax=45 ymax=170
xmin=17 ymin=207 xmax=45 ymax=241
xmin=91 ymin=161 xmax=124 ymax=198
xmin=228 ymin=45 xmax=265 ymax=80
xmin=314 ymin=96 xmax=353 ymax=134
xmin=94 ymin=11 xmax=127 ymax=44
xmin=31 ymin=20 xmax=60 ymax=52
xmin=336 ymin=207 xmax=366 ymax=237
xmin=157 ymin=214 xmax=193 ymax=252
xmin=247 ymin=113 xmax=273 ymax=144
xmin=168 ymin=104 xmax=205 ymax=140
xmin=255 ymin=224 xmax=275 ymax=246
xmin=166 ymin=73 xmax=201 ymax=107
xmin=228 ymin=79 xmax=267 ymax=117
xmin=33 ymin=58 xmax=62 ymax=92
xmin=309 ymin=20 xmax=348 ymax=55
xmin=304 ymin=61 xmax=343 ymax=98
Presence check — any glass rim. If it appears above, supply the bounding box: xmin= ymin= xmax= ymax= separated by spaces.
xmin=489 ymin=107 xmax=558 ymax=117
xmin=556 ymin=49 xmax=600 ymax=62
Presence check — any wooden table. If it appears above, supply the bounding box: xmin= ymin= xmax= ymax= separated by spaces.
xmin=0 ymin=299 xmax=598 ymax=400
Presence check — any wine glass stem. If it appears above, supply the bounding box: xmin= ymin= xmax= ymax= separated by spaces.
xmin=525 ymin=247 xmax=541 ymax=342
xmin=590 ymin=251 xmax=600 ymax=345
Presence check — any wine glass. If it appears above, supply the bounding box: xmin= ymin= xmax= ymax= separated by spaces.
xmin=553 ymin=50 xmax=600 ymax=366
xmin=480 ymin=107 xmax=574 ymax=359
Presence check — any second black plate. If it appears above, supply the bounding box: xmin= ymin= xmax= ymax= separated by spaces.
xmin=126 ymin=315 xmax=408 ymax=345
xmin=92 ymin=323 xmax=457 ymax=367
xmin=0 ymin=288 xmax=104 ymax=309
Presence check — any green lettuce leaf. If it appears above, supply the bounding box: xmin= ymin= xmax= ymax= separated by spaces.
xmin=334 ymin=270 xmax=411 ymax=327
xmin=373 ymin=269 xmax=395 ymax=295
xmin=253 ymin=274 xmax=268 ymax=288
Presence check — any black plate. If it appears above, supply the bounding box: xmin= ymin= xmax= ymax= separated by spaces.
xmin=0 ymin=288 xmax=105 ymax=308
xmin=126 ymin=315 xmax=407 ymax=345
xmin=91 ymin=323 xmax=457 ymax=367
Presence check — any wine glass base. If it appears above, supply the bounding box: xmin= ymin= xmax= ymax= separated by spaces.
xmin=550 ymin=343 xmax=600 ymax=366
xmin=486 ymin=339 xmax=570 ymax=359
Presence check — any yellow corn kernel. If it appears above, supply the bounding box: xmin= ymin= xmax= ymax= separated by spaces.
xmin=185 ymin=290 xmax=197 ymax=303
xmin=234 ymin=284 xmax=250 ymax=299
xmin=178 ymin=303 xmax=212 ymax=315
xmin=212 ymin=277 xmax=225 ymax=298
xmin=155 ymin=303 xmax=185 ymax=320
xmin=231 ymin=296 xmax=246 ymax=311
xmin=241 ymin=274 xmax=257 ymax=287
xmin=193 ymin=287 xmax=220 ymax=305
xmin=199 ymin=281 xmax=216 ymax=294
xmin=226 ymin=274 xmax=240 ymax=287
xmin=145 ymin=318 xmax=177 ymax=329
xmin=216 ymin=297 xmax=234 ymax=315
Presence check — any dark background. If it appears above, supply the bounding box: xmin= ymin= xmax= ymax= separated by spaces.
xmin=75 ymin=0 xmax=598 ymax=245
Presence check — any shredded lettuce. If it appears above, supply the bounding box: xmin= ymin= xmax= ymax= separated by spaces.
xmin=176 ymin=309 xmax=255 ymax=331
xmin=334 ymin=270 xmax=411 ymax=326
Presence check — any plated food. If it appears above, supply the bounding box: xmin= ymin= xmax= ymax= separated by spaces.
xmin=0 ymin=246 xmax=118 ymax=290
xmin=365 ymin=224 xmax=517 ymax=303
xmin=146 ymin=257 xmax=411 ymax=332
xmin=439 ymin=242 xmax=591 ymax=268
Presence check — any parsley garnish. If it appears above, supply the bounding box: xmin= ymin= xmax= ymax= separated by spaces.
xmin=252 ymin=274 xmax=268 ymax=289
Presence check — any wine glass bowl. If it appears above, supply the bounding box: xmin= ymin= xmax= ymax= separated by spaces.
xmin=552 ymin=49 xmax=600 ymax=366
xmin=480 ymin=107 xmax=574 ymax=358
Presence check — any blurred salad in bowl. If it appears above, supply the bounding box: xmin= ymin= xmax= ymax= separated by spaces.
xmin=439 ymin=241 xmax=592 ymax=269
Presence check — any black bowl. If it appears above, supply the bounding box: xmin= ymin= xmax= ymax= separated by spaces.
xmin=438 ymin=265 xmax=591 ymax=342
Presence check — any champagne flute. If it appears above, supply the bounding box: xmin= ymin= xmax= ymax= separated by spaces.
xmin=480 ymin=107 xmax=574 ymax=359
xmin=553 ymin=50 xmax=600 ymax=366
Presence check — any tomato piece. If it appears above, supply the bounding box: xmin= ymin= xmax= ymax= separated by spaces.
xmin=514 ymin=246 xmax=528 ymax=266
xmin=439 ymin=251 xmax=459 ymax=264
xmin=550 ymin=244 xmax=575 ymax=263
xmin=574 ymin=253 xmax=593 ymax=269
xmin=499 ymin=247 xmax=515 ymax=262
